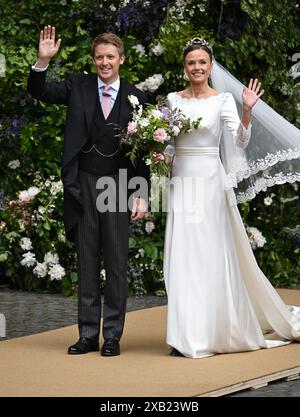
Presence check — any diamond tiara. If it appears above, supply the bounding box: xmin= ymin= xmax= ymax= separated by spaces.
xmin=183 ymin=37 xmax=213 ymax=54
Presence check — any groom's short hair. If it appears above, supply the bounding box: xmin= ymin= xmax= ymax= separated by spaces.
xmin=91 ymin=33 xmax=124 ymax=57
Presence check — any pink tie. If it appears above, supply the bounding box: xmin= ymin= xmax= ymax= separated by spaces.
xmin=101 ymin=85 xmax=111 ymax=119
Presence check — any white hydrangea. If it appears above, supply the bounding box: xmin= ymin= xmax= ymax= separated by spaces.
xmin=20 ymin=237 xmax=33 ymax=251
xmin=50 ymin=181 xmax=63 ymax=196
xmin=145 ymin=221 xmax=155 ymax=234
xmin=48 ymin=264 xmax=65 ymax=281
xmin=136 ymin=74 xmax=164 ymax=93
xmin=20 ymin=252 xmax=36 ymax=267
xmin=44 ymin=252 xmax=59 ymax=265
xmin=33 ymin=262 xmax=48 ymax=278
xmin=8 ymin=159 xmax=20 ymax=169
xmin=132 ymin=44 xmax=146 ymax=57
xmin=247 ymin=227 xmax=267 ymax=250
xmin=145 ymin=74 xmax=164 ymax=93
xmin=150 ymin=42 xmax=165 ymax=56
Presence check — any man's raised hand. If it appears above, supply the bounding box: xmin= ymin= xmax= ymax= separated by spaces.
xmin=37 ymin=25 xmax=61 ymax=68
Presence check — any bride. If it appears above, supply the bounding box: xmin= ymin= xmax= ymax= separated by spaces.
xmin=158 ymin=38 xmax=300 ymax=358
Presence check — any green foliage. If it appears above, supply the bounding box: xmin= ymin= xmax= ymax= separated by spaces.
xmin=0 ymin=0 xmax=299 ymax=295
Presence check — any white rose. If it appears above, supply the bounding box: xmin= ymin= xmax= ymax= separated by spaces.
xmin=151 ymin=43 xmax=165 ymax=56
xmin=173 ymin=125 xmax=180 ymax=136
xmin=20 ymin=237 xmax=33 ymax=251
xmin=20 ymin=252 xmax=36 ymax=267
xmin=27 ymin=186 xmax=40 ymax=199
xmin=33 ymin=262 xmax=48 ymax=278
xmin=8 ymin=160 xmax=20 ymax=169
xmin=44 ymin=252 xmax=59 ymax=265
xmin=48 ymin=264 xmax=65 ymax=281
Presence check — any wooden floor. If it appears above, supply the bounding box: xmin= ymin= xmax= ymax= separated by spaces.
xmin=199 ymin=367 xmax=300 ymax=396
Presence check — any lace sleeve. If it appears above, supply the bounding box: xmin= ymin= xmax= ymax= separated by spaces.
xmin=221 ymin=93 xmax=251 ymax=149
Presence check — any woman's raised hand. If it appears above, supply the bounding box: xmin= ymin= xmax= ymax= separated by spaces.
xmin=242 ymin=78 xmax=264 ymax=110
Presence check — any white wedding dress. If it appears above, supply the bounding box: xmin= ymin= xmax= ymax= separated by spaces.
xmin=163 ymin=92 xmax=300 ymax=359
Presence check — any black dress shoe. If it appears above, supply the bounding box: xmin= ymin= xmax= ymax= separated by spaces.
xmin=170 ymin=348 xmax=184 ymax=357
xmin=67 ymin=337 xmax=99 ymax=354
xmin=101 ymin=339 xmax=120 ymax=356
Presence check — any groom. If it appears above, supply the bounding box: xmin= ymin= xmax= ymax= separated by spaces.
xmin=27 ymin=26 xmax=149 ymax=356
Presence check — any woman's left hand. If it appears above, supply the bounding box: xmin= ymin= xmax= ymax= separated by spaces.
xmin=242 ymin=78 xmax=264 ymax=110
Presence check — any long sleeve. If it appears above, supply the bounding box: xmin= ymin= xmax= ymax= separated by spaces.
xmin=27 ymin=67 xmax=77 ymax=105
xmin=221 ymin=92 xmax=251 ymax=149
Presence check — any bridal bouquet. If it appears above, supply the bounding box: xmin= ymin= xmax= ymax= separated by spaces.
xmin=122 ymin=95 xmax=201 ymax=176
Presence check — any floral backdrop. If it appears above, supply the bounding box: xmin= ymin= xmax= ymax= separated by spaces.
xmin=0 ymin=0 xmax=299 ymax=296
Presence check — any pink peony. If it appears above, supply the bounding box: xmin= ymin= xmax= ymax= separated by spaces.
xmin=154 ymin=128 xmax=167 ymax=142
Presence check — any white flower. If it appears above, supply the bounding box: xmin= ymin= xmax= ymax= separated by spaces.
xmin=27 ymin=186 xmax=40 ymax=199
xmin=247 ymin=227 xmax=267 ymax=250
xmin=264 ymin=196 xmax=273 ymax=206
xmin=135 ymin=81 xmax=146 ymax=91
xmin=20 ymin=252 xmax=36 ymax=267
xmin=138 ymin=248 xmax=145 ymax=257
xmin=19 ymin=186 xmax=40 ymax=202
xmin=145 ymin=74 xmax=164 ymax=93
xmin=136 ymin=74 xmax=164 ymax=93
xmin=100 ymin=269 xmax=106 ymax=279
xmin=48 ymin=264 xmax=65 ymax=281
xmin=20 ymin=237 xmax=33 ymax=251
xmin=33 ymin=262 xmax=48 ymax=278
xmin=18 ymin=190 xmax=30 ymax=203
xmin=8 ymin=159 xmax=20 ymax=169
xmin=57 ymin=230 xmax=66 ymax=243
xmin=139 ymin=118 xmax=149 ymax=127
xmin=38 ymin=206 xmax=46 ymax=215
xmin=132 ymin=44 xmax=145 ymax=57
xmin=151 ymin=109 xmax=163 ymax=119
xmin=172 ymin=125 xmax=180 ymax=136
xmin=44 ymin=252 xmax=59 ymax=265
xmin=50 ymin=180 xmax=63 ymax=196
xmin=109 ymin=4 xmax=117 ymax=11
xmin=145 ymin=158 xmax=152 ymax=166
xmin=150 ymin=42 xmax=165 ymax=56
xmin=145 ymin=221 xmax=155 ymax=234
xmin=128 ymin=95 xmax=139 ymax=107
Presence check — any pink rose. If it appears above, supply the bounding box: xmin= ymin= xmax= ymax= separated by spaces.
xmin=154 ymin=128 xmax=167 ymax=142
xmin=127 ymin=121 xmax=137 ymax=134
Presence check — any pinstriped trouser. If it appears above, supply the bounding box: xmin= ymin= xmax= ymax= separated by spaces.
xmin=74 ymin=170 xmax=129 ymax=341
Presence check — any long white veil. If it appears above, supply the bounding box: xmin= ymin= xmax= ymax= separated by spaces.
xmin=211 ymin=60 xmax=300 ymax=204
